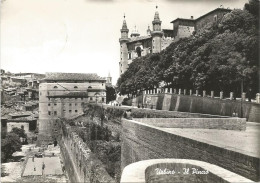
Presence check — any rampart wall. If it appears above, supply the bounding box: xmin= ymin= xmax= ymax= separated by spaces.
xmin=59 ymin=124 xmax=114 ymax=183
xmin=132 ymin=93 xmax=260 ymax=122
xmin=121 ymin=119 xmax=260 ymax=181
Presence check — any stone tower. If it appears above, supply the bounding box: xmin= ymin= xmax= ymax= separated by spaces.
xmin=106 ymin=72 xmax=112 ymax=86
xmin=119 ymin=15 xmax=130 ymax=75
xmin=151 ymin=6 xmax=163 ymax=53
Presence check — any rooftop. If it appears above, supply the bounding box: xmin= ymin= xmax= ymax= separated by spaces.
xmin=171 ymin=8 xmax=231 ymax=23
xmin=44 ymin=72 xmax=106 ymax=81
xmin=128 ymin=35 xmax=151 ymax=43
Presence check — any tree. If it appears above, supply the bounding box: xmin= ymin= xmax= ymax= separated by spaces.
xmin=1 ymin=133 xmax=22 ymax=162
xmin=106 ymin=86 xmax=116 ymax=103
xmin=117 ymin=8 xmax=259 ymax=97
xmin=11 ymin=127 xmax=27 ymax=138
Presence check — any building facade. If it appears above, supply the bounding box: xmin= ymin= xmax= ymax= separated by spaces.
xmin=38 ymin=72 xmax=106 ymax=144
xmin=119 ymin=8 xmax=174 ymax=75
xmin=171 ymin=8 xmax=231 ymax=40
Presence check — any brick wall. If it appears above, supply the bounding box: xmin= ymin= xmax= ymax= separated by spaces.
xmin=121 ymin=119 xmax=260 ymax=181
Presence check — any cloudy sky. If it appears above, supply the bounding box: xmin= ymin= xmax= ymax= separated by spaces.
xmin=1 ymin=0 xmax=248 ymax=84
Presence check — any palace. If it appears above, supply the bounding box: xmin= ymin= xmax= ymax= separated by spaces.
xmin=119 ymin=7 xmax=231 ymax=75
xmin=119 ymin=7 xmax=174 ymax=75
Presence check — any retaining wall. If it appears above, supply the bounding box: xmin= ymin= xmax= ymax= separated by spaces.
xmin=134 ymin=118 xmax=246 ymax=131
xmin=60 ymin=124 xmax=114 ymax=183
xmin=121 ymin=119 xmax=260 ymax=181
xmin=132 ymin=93 xmax=260 ymax=122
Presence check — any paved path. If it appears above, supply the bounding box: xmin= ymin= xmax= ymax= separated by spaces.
xmin=160 ymin=122 xmax=260 ymax=158
xmin=23 ymin=157 xmax=63 ymax=176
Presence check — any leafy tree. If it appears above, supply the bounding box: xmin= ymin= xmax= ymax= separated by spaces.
xmin=1 ymin=133 xmax=22 ymax=162
xmin=11 ymin=127 xmax=27 ymax=138
xmin=106 ymin=86 xmax=116 ymax=103
xmin=117 ymin=7 xmax=259 ymax=97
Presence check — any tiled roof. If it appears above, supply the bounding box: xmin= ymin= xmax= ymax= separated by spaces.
xmin=171 ymin=8 xmax=231 ymax=23
xmin=44 ymin=72 xmax=106 ymax=81
xmin=128 ymin=35 xmax=151 ymax=43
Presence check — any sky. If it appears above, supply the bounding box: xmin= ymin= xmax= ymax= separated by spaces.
xmin=1 ymin=0 xmax=248 ymax=85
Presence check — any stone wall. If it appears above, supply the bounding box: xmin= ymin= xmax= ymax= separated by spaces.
xmin=60 ymin=124 xmax=114 ymax=183
xmin=132 ymin=93 xmax=260 ymax=122
xmin=105 ymin=105 xmax=230 ymax=119
xmin=121 ymin=119 xmax=260 ymax=181
xmin=134 ymin=118 xmax=246 ymax=131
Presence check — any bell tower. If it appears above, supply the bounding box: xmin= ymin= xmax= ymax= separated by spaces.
xmin=119 ymin=14 xmax=130 ymax=75
xmin=151 ymin=6 xmax=163 ymax=53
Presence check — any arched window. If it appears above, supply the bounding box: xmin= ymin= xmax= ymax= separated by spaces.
xmin=21 ymin=125 xmax=24 ymax=130
xmin=74 ymin=86 xmax=78 ymax=89
xmin=136 ymin=46 xmax=141 ymax=57
xmin=53 ymin=86 xmax=58 ymax=89
xmin=88 ymin=86 xmax=92 ymax=88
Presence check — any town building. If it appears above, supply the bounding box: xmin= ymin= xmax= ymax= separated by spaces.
xmin=171 ymin=8 xmax=231 ymax=40
xmin=119 ymin=7 xmax=174 ymax=75
xmin=38 ymin=72 xmax=106 ymax=144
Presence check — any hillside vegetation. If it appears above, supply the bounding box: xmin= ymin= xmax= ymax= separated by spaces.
xmin=117 ymin=3 xmax=259 ymax=97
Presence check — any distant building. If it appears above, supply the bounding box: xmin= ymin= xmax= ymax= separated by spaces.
xmin=106 ymin=72 xmax=112 ymax=87
xmin=38 ymin=72 xmax=106 ymax=145
xmin=119 ymin=7 xmax=174 ymax=75
xmin=171 ymin=8 xmax=231 ymax=40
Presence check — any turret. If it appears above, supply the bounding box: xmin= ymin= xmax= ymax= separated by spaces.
xmin=151 ymin=6 xmax=163 ymax=53
xmin=106 ymin=72 xmax=112 ymax=86
xmin=147 ymin=25 xmax=151 ymax=36
xmin=130 ymin=25 xmax=140 ymax=38
xmin=119 ymin=14 xmax=130 ymax=75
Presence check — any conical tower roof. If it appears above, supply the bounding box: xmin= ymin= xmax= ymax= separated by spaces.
xmin=122 ymin=19 xmax=128 ymax=30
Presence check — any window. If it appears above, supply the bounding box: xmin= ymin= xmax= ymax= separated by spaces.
xmin=75 ymin=98 xmax=77 ymax=100
xmin=75 ymin=110 xmax=78 ymax=113
xmin=214 ymin=15 xmax=218 ymax=21
xmin=48 ymin=111 xmax=51 ymax=115
xmin=53 ymin=86 xmax=58 ymax=89
xmin=69 ymin=110 xmax=72 ymax=113
xmin=102 ymin=98 xmax=105 ymax=102
xmin=74 ymin=86 xmax=78 ymax=89
xmin=69 ymin=103 xmax=72 ymax=106
xmin=54 ymin=111 xmax=57 ymax=115
xmin=81 ymin=97 xmax=83 ymax=100
xmin=75 ymin=103 xmax=77 ymax=106
xmin=54 ymin=103 xmax=57 ymax=106
xmin=90 ymin=97 xmax=93 ymax=101
xmin=48 ymin=103 xmax=51 ymax=106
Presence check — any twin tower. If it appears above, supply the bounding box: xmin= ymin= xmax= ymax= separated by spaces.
xmin=119 ymin=8 xmax=166 ymax=75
